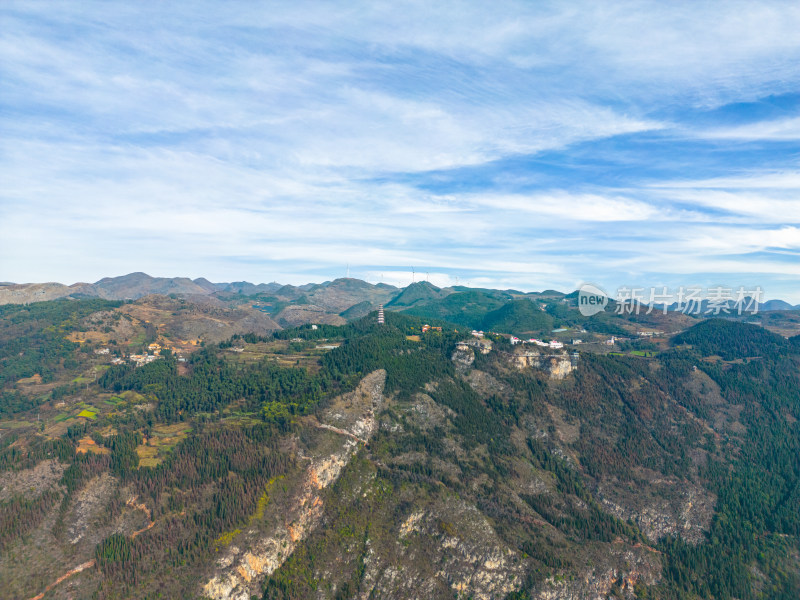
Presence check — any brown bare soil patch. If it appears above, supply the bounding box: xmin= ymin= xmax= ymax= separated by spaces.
xmin=76 ymin=436 xmax=110 ymax=455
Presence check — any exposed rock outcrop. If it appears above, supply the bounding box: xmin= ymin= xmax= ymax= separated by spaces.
xmin=528 ymin=544 xmax=661 ymax=599
xmin=451 ymin=343 xmax=475 ymax=370
xmin=507 ymin=349 xmax=575 ymax=379
xmin=202 ymin=370 xmax=386 ymax=600
xmin=596 ymin=474 xmax=716 ymax=544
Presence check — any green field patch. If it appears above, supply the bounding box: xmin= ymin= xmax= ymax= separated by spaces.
xmin=53 ymin=413 xmax=73 ymax=423
xmin=72 ymin=375 xmax=93 ymax=384
xmin=630 ymin=350 xmax=655 ymax=357
xmin=144 ymin=423 xmax=191 ymax=454
xmin=103 ymin=395 xmax=125 ymax=406
xmin=221 ymin=415 xmax=263 ymax=426
xmin=136 ymin=444 xmax=161 ymax=467
xmin=127 ymin=329 xmax=148 ymax=346
xmin=77 ymin=409 xmax=97 ymax=420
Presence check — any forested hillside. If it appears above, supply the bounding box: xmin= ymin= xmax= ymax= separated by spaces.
xmin=1 ymin=299 xmax=798 ymax=599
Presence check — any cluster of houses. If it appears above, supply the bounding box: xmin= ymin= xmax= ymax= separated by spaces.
xmin=509 ymin=336 xmax=564 ymax=349
xmin=421 ymin=324 xmax=443 ymax=333
xmin=128 ymin=354 xmax=162 ymax=367
xmin=99 ymin=341 xmax=186 ymax=368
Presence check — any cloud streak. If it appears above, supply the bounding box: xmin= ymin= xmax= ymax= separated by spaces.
xmin=1 ymin=1 xmax=800 ymax=300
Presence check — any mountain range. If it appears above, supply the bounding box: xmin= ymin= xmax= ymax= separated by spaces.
xmin=6 ymin=272 xmax=800 ymax=312
xmin=0 ymin=272 xmax=800 ymax=337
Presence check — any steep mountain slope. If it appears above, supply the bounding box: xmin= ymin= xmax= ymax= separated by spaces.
xmin=480 ymin=297 xmax=554 ymax=334
xmin=304 ymin=278 xmax=398 ymax=313
xmin=673 ymin=318 xmax=790 ymax=359
xmin=385 ymin=281 xmax=450 ymax=308
xmin=404 ymin=289 xmax=510 ymax=328
xmin=2 ymin=302 xmax=800 ymax=599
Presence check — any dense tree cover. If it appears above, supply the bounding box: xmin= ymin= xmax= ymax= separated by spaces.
xmin=523 ymin=438 xmax=641 ymax=544
xmin=94 ymin=423 xmax=291 ymax=589
xmin=384 ymin=281 xmax=445 ymax=307
xmin=0 ymin=390 xmax=45 ymax=417
xmin=673 ymin=318 xmax=790 ymax=360
xmin=655 ymin=350 xmax=800 ymax=599
xmin=471 ymin=330 xmax=800 ymax=598
xmin=320 ymin=327 xmax=457 ymax=398
xmin=96 ymin=533 xmax=133 ymax=572
xmin=479 ymin=298 xmax=554 ymax=334
xmin=532 ymin=352 xmax=702 ymax=480
xmin=0 ymin=298 xmax=122 ymax=390
xmin=428 ymin=379 xmax=507 ymax=451
xmin=107 ymin=431 xmax=142 ymax=477
xmin=581 ymin=314 xmax=630 ymax=336
xmin=791 ymin=333 xmax=800 ymax=350
xmin=99 ymin=349 xmax=328 ymax=424
xmin=404 ymin=290 xmax=509 ymax=328
xmin=0 ymin=435 xmax=74 ymax=472
xmin=0 ymin=488 xmax=62 ymax=552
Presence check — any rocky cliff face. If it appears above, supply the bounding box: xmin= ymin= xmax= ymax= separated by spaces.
xmin=528 ymin=543 xmax=661 ymax=599
xmin=451 ymin=343 xmax=475 ymax=370
xmin=203 ymin=444 xmax=360 ymax=600
xmin=596 ymin=475 xmax=716 ymax=544
xmin=546 ymin=355 xmax=574 ymax=380
xmin=507 ymin=349 xmax=574 ymax=379
xmin=202 ymin=370 xmax=386 ymax=600
xmin=363 ymin=498 xmax=526 ymax=600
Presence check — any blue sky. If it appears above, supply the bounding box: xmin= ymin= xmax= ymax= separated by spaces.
xmin=2 ymin=1 xmax=800 ymax=301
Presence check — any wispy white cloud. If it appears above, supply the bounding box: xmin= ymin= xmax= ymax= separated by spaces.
xmin=1 ymin=1 xmax=800 ymax=300
xmin=699 ymin=117 xmax=800 ymax=141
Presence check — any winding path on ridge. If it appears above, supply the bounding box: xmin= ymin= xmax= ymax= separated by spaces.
xmin=26 ymin=495 xmax=154 ymax=600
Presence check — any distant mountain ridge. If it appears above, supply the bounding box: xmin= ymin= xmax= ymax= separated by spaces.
xmin=0 ymin=273 xmax=358 ymax=305
xmin=1 ymin=274 xmax=798 ymax=321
